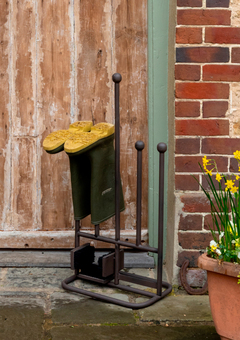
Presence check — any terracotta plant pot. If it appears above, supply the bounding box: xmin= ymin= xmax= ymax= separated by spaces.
xmin=198 ymin=253 xmax=240 ymax=340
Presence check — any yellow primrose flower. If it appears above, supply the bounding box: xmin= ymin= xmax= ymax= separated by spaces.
xmin=233 ymin=150 xmax=240 ymax=161
xmin=231 ymin=186 xmax=238 ymax=194
xmin=236 ymin=175 xmax=240 ymax=180
xmin=216 ymin=173 xmax=222 ymax=182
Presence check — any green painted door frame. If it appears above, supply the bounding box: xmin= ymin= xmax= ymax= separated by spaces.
xmin=148 ymin=0 xmax=169 ymax=252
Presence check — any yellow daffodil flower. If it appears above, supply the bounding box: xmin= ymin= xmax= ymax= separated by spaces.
xmin=202 ymin=156 xmax=209 ymax=166
xmin=225 ymin=179 xmax=235 ymax=191
xmin=216 ymin=173 xmax=222 ymax=182
xmin=231 ymin=186 xmax=238 ymax=194
xmin=233 ymin=150 xmax=240 ymax=161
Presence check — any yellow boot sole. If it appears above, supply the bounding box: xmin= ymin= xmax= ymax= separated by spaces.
xmin=43 ymin=121 xmax=93 ymax=152
xmin=64 ymin=123 xmax=115 ymax=154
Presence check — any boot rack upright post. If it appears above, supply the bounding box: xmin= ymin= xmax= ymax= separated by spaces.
xmin=62 ymin=73 xmax=172 ymax=309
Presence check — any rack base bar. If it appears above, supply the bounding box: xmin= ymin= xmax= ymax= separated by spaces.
xmin=77 ymin=231 xmax=158 ymax=253
xmin=118 ymin=271 xmax=157 ymax=289
xmin=62 ymin=275 xmax=172 ymax=310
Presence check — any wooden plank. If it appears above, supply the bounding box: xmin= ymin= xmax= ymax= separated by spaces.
xmin=75 ymin=0 xmax=112 ymax=124
xmin=113 ymin=0 xmax=148 ymax=231
xmin=0 ymin=2 xmax=10 ymax=229
xmin=75 ymin=0 xmax=113 ymax=230
xmin=11 ymin=138 xmax=37 ymax=230
xmin=0 ymin=230 xmax=148 ymax=249
xmin=37 ymin=0 xmax=73 ymax=231
xmin=0 ymin=250 xmax=154 ymax=268
xmin=12 ymin=0 xmax=36 ymax=137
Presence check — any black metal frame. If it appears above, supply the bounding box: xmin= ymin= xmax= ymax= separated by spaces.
xmin=62 ymin=73 xmax=172 ymax=309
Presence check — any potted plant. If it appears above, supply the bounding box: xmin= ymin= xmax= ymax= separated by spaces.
xmin=196 ymin=152 xmax=240 ymax=340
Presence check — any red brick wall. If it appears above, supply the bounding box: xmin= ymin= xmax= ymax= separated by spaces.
xmin=175 ymin=0 xmax=240 ymax=268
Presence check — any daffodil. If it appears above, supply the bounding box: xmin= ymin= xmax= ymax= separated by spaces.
xmin=206 ymin=169 xmax=212 ymax=176
xmin=231 ymin=186 xmax=238 ymax=194
xmin=233 ymin=150 xmax=240 ymax=161
xmin=225 ymin=179 xmax=235 ymax=191
xmin=202 ymin=156 xmax=209 ymax=167
xmin=216 ymin=173 xmax=222 ymax=182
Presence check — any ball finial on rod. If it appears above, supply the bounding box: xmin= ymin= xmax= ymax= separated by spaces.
xmin=135 ymin=141 xmax=145 ymax=151
xmin=157 ymin=143 xmax=167 ymax=153
xmin=112 ymin=73 xmax=122 ymax=83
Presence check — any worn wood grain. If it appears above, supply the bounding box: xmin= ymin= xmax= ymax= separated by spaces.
xmin=38 ymin=0 xmax=73 ymax=231
xmin=76 ymin=0 xmax=112 ymax=125
xmin=11 ymin=138 xmax=37 ymax=230
xmin=1 ymin=0 xmax=148 ymax=246
xmin=114 ymin=0 xmax=148 ymax=231
xmin=12 ymin=0 xmax=36 ymax=137
xmin=0 ymin=1 xmax=10 ymax=230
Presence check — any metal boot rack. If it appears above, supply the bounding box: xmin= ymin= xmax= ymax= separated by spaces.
xmin=62 ymin=73 xmax=172 ymax=309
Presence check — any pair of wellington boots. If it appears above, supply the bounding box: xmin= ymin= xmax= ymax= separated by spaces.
xmin=43 ymin=121 xmax=125 ymax=225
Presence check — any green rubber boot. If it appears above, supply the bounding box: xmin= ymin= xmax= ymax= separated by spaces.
xmin=68 ymin=153 xmax=91 ymax=220
xmin=42 ymin=121 xmax=93 ymax=219
xmin=43 ymin=121 xmax=93 ymax=154
xmin=65 ymin=123 xmax=125 ymax=224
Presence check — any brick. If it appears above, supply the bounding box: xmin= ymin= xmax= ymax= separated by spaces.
xmin=175 ymin=174 xmax=200 ymax=190
xmin=202 ymin=138 xmax=240 ymax=154
xmin=176 ymin=27 xmax=202 ymax=44
xmin=176 ymin=47 xmax=229 ymax=63
xmin=232 ymin=48 xmax=240 ymax=63
xmin=175 ymin=155 xmax=228 ymax=172
xmin=230 ymin=158 xmax=239 ymax=172
xmin=202 ymin=175 xmax=226 ymax=192
xmin=178 ymin=232 xmax=213 ymax=249
xmin=177 ymin=9 xmax=231 ymax=25
xmin=203 ymin=101 xmax=228 ymax=118
xmin=204 ymin=214 xmax=222 ymax=231
xmin=203 ymin=65 xmax=240 ymax=82
xmin=177 ymin=250 xmax=204 ymax=268
xmin=175 ymin=119 xmax=229 ymax=136
xmin=179 ymin=214 xmax=203 ymax=231
xmin=175 ymin=83 xmax=229 ymax=99
xmin=175 ymin=101 xmax=200 ymax=117
xmin=181 ymin=193 xmax=215 ymax=212
xmin=205 ymin=27 xmax=240 ymax=44
xmin=175 ymin=65 xmax=200 ymax=81
xmin=206 ymin=0 xmax=229 ymax=7
xmin=177 ymin=0 xmax=202 ymax=6
xmin=175 ymin=138 xmax=200 ymax=154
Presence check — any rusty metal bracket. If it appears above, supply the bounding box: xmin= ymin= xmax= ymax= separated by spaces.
xmin=180 ymin=260 xmax=208 ymax=295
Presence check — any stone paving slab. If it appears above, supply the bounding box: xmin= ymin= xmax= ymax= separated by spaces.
xmin=138 ymin=295 xmax=213 ymax=324
xmin=0 ymin=306 xmax=45 ymax=340
xmin=0 ymin=251 xmax=154 ymax=268
xmin=0 ymin=266 xmax=220 ymax=340
xmin=50 ymin=325 xmax=220 ymax=340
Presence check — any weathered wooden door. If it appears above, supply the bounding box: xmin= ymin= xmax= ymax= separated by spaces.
xmin=0 ymin=0 xmax=148 ymax=248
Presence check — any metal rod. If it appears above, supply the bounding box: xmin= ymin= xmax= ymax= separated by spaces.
xmin=135 ymin=141 xmax=144 ymax=246
xmin=75 ymin=220 xmax=80 ymax=248
xmin=77 ymin=231 xmax=158 ymax=253
xmin=62 ymin=274 xmax=172 ymax=310
xmin=75 ymin=220 xmax=80 ymax=275
xmin=112 ymin=73 xmax=122 ymax=285
xmin=95 ymin=224 xmax=99 ymax=237
xmin=156 ymin=143 xmax=167 ymax=296
xmin=119 ymin=271 xmax=157 ymax=288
